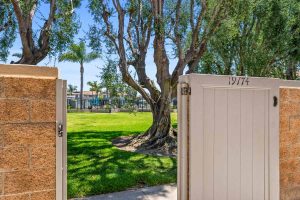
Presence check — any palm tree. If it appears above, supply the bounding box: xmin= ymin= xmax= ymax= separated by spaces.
xmin=87 ymin=81 xmax=102 ymax=98
xmin=67 ymin=84 xmax=78 ymax=95
xmin=59 ymin=41 xmax=99 ymax=109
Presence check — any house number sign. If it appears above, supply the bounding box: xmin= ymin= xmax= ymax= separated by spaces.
xmin=229 ymin=76 xmax=249 ymax=86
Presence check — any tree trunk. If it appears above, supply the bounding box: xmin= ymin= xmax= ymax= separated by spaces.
xmin=224 ymin=63 xmax=231 ymax=75
xmin=10 ymin=0 xmax=55 ymax=65
xmin=286 ymin=62 xmax=297 ymax=80
xmin=130 ymin=95 xmax=177 ymax=154
xmin=12 ymin=49 xmax=49 ymax=65
xmin=80 ymin=63 xmax=84 ymax=110
xmin=146 ymin=99 xmax=175 ymax=148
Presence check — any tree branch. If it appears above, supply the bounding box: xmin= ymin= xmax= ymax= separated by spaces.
xmin=0 ymin=22 xmax=12 ymax=32
xmin=169 ymin=0 xmax=185 ymax=87
xmin=111 ymin=0 xmax=155 ymax=104
xmin=144 ymin=17 xmax=152 ymax=49
xmin=10 ymin=0 xmax=25 ymax=28
xmin=126 ymin=10 xmax=138 ymax=56
xmin=171 ymin=0 xmax=228 ymax=85
xmin=11 ymin=0 xmax=32 ymax=58
xmin=151 ymin=0 xmax=171 ymax=93
xmin=186 ymin=2 xmax=226 ymax=74
xmin=0 ymin=8 xmax=14 ymax=32
xmin=190 ymin=0 xmax=207 ymax=49
xmin=38 ymin=0 xmax=55 ymax=48
xmin=101 ymin=4 xmax=119 ymax=52
xmin=190 ymin=0 xmax=194 ymax=30
xmin=135 ymin=0 xmax=141 ymax=47
xmin=25 ymin=0 xmax=38 ymax=27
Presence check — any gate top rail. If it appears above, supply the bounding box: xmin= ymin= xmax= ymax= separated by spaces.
xmin=179 ymin=73 xmax=300 ymax=88
xmin=0 ymin=64 xmax=58 ymax=79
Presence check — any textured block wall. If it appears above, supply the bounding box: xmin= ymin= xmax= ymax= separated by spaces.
xmin=0 ymin=77 xmax=56 ymax=200
xmin=280 ymin=88 xmax=300 ymax=200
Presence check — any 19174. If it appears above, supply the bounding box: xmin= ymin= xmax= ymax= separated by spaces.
xmin=229 ymin=76 xmax=249 ymax=86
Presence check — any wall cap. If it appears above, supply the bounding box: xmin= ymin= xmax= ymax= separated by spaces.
xmin=0 ymin=64 xmax=58 ymax=79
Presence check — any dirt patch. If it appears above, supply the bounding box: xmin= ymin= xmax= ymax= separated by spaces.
xmin=112 ymin=135 xmax=177 ymax=157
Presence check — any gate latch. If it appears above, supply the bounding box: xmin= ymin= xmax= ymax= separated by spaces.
xmin=58 ymin=124 xmax=64 ymax=137
xmin=273 ymin=96 xmax=278 ymax=107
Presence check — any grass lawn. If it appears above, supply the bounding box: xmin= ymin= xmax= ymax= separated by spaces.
xmin=67 ymin=112 xmax=177 ymax=198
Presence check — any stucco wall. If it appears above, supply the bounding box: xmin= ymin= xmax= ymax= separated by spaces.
xmin=0 ymin=72 xmax=57 ymax=199
xmin=280 ymin=88 xmax=300 ymax=200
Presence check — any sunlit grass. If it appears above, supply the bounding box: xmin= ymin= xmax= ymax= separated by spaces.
xmin=68 ymin=112 xmax=177 ymax=198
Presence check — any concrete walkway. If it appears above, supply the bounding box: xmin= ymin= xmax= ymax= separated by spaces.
xmin=73 ymin=185 xmax=177 ymax=200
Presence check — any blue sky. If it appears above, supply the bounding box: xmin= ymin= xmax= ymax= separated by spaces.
xmin=2 ymin=0 xmax=177 ymax=90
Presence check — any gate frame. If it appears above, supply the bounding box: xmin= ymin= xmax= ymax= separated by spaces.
xmin=56 ymin=79 xmax=67 ymax=200
xmin=178 ymin=74 xmax=300 ymax=200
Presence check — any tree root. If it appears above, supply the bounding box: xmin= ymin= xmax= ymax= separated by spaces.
xmin=120 ymin=128 xmax=177 ymax=157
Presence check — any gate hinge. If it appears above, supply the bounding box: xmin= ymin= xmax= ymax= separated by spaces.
xmin=58 ymin=124 xmax=64 ymax=137
xmin=181 ymin=86 xmax=191 ymax=95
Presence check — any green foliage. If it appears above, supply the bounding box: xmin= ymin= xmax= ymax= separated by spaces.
xmin=198 ymin=0 xmax=300 ymax=79
xmin=68 ymin=84 xmax=78 ymax=95
xmin=98 ymin=58 xmax=138 ymax=109
xmin=68 ymin=112 xmax=177 ymax=198
xmin=60 ymin=41 xmax=99 ymax=109
xmin=49 ymin=0 xmax=81 ymax=56
xmin=59 ymin=41 xmax=100 ymax=64
xmin=121 ymin=84 xmax=138 ymax=112
xmin=87 ymin=0 xmax=115 ymax=55
xmin=0 ymin=0 xmax=81 ymax=63
xmin=87 ymin=81 xmax=101 ymax=96
xmin=88 ymin=0 xmax=152 ymax=58
xmin=0 ymin=2 xmax=16 ymax=62
xmin=99 ymin=58 xmax=120 ymax=98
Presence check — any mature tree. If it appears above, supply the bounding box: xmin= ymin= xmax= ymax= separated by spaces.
xmin=198 ymin=0 xmax=300 ymax=79
xmin=1 ymin=0 xmax=80 ymax=64
xmin=286 ymin=0 xmax=300 ymax=79
xmin=121 ymin=83 xmax=138 ymax=111
xmin=67 ymin=84 xmax=78 ymax=95
xmin=87 ymin=81 xmax=101 ymax=97
xmin=89 ymin=0 xmax=236 ymax=151
xmin=99 ymin=58 xmax=138 ymax=109
xmin=98 ymin=59 xmax=121 ymax=100
xmin=59 ymin=41 xmax=99 ymax=110
xmin=0 ymin=1 xmax=16 ymax=62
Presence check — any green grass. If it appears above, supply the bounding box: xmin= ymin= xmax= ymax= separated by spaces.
xmin=68 ymin=112 xmax=177 ymax=198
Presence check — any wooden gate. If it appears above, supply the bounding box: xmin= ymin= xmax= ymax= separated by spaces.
xmin=178 ymin=74 xmax=300 ymax=200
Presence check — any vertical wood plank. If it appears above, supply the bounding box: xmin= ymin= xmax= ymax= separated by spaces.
xmin=227 ymin=89 xmax=241 ymax=200
xmin=214 ymin=88 xmax=228 ymax=200
xmin=269 ymin=86 xmax=280 ymax=200
xmin=56 ymin=79 xmax=63 ymax=200
xmin=253 ymin=90 xmax=266 ymax=200
xmin=190 ymin=82 xmax=204 ymax=200
xmin=177 ymin=83 xmax=183 ymax=200
xmin=178 ymin=83 xmax=189 ymax=200
xmin=203 ymin=88 xmax=215 ymax=200
xmin=62 ymin=80 xmax=67 ymax=200
xmin=241 ymin=90 xmax=254 ymax=200
xmin=264 ymin=90 xmax=269 ymax=200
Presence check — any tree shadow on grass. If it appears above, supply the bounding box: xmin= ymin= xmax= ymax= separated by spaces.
xmin=67 ymin=130 xmax=177 ymax=199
